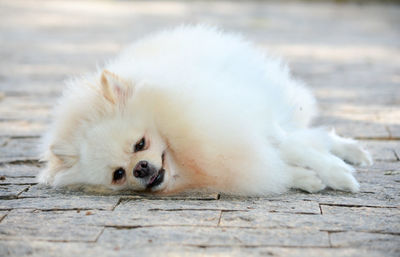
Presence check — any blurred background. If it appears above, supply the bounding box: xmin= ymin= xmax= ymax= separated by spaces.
xmin=0 ymin=0 xmax=399 ymax=141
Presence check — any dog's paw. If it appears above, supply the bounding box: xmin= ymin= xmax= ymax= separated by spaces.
xmin=346 ymin=145 xmax=373 ymax=167
xmin=337 ymin=141 xmax=373 ymax=167
xmin=290 ymin=167 xmax=326 ymax=193
xmin=298 ymin=176 xmax=326 ymax=193
xmin=330 ymin=133 xmax=373 ymax=167
xmin=325 ymin=163 xmax=360 ymax=192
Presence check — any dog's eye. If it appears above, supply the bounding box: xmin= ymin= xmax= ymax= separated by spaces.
xmin=134 ymin=137 xmax=146 ymax=152
xmin=113 ymin=168 xmax=126 ymax=183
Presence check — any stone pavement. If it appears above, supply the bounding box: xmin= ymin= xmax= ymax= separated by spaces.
xmin=0 ymin=0 xmax=399 ymax=256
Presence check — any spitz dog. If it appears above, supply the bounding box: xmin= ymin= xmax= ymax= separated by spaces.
xmin=39 ymin=26 xmax=372 ymax=195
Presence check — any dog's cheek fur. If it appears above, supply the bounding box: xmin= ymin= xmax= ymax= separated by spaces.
xmin=38 ymin=141 xmax=78 ymax=185
xmin=50 ymin=142 xmax=78 ymax=168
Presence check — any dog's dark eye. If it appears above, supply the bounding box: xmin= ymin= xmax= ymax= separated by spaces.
xmin=113 ymin=168 xmax=126 ymax=183
xmin=134 ymin=137 xmax=146 ymax=152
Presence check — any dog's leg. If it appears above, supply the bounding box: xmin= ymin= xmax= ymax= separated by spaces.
xmin=328 ymin=129 xmax=373 ymax=167
xmin=288 ymin=165 xmax=326 ymax=193
xmin=279 ymin=129 xmax=361 ymax=192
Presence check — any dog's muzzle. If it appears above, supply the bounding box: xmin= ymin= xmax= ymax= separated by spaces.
xmin=133 ymin=160 xmax=165 ymax=188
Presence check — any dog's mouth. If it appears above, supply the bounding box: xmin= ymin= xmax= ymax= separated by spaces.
xmin=146 ymin=151 xmax=166 ymax=189
xmin=146 ymin=169 xmax=165 ymax=189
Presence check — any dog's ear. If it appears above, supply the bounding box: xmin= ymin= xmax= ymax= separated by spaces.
xmin=50 ymin=142 xmax=78 ymax=168
xmin=100 ymin=70 xmax=132 ymax=104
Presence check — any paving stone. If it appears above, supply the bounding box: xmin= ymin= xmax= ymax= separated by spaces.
xmin=0 ymin=137 xmax=40 ymax=162
xmin=121 ymin=191 xmax=220 ymax=200
xmin=98 ymin=226 xmax=329 ymax=247
xmin=320 ymin=205 xmax=400 ymax=233
xmin=0 ymin=95 xmax=53 ymax=121
xmin=19 ymin=184 xmax=111 ymax=198
xmin=0 ymin=211 xmax=7 ymax=222
xmin=360 ymin=140 xmax=399 ymax=162
xmin=118 ymin=198 xmax=321 ymax=214
xmin=358 ymin=161 xmax=400 ymax=173
xmin=0 ymin=241 xmax=392 ymax=257
xmin=77 ymin=200 xmax=223 ymax=226
xmin=0 ymin=176 xmax=37 ymax=185
xmin=1 ymin=208 xmax=216 ymax=233
xmin=220 ymin=205 xmax=400 ymax=234
xmin=93 ymin=209 xmax=220 ymax=227
xmin=356 ymin=171 xmax=399 ymax=196
xmin=220 ymin=211 xmax=322 ymax=229
xmin=0 ymin=120 xmax=47 ymax=137
xmin=21 ymin=187 xmax=320 ymax=213
xmin=330 ymin=231 xmax=400 ymax=252
xmin=388 ymin=124 xmax=400 ymax=140
xmin=0 ymin=209 xmax=103 ymax=242
xmin=0 ymin=163 xmax=42 ymax=177
xmin=0 ymin=195 xmax=120 ymax=211
xmin=267 ymin=190 xmax=399 ymax=209
xmin=0 ymin=185 xmax=29 ymax=200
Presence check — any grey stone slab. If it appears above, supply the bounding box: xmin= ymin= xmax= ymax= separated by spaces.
xmin=98 ymin=227 xmax=329 ymax=247
xmin=220 ymin=211 xmax=323 ymax=229
xmin=0 ymin=121 xmax=46 ymax=137
xmin=0 ymin=137 xmax=40 ymax=162
xmin=0 ymin=163 xmax=42 ymax=177
xmin=358 ymin=161 xmax=400 ymax=173
xmin=121 ymin=191 xmax=220 ymax=200
xmin=388 ymin=124 xmax=400 ymax=140
xmin=320 ymin=205 xmax=400 ymax=233
xmin=0 ymin=240 xmax=392 ymax=257
xmin=319 ymin=192 xmax=398 ymax=208
xmin=360 ymin=140 xmax=399 ymax=162
xmin=0 ymin=211 xmax=8 ymax=222
xmin=356 ymin=170 xmax=400 ymax=197
xmin=0 ymin=240 xmax=212 ymax=257
xmin=259 ymin=185 xmax=399 ymax=208
xmin=241 ymin=247 xmax=393 ymax=257
xmin=0 ymin=192 xmax=120 ymax=211
xmin=0 ymin=95 xmax=53 ymax=121
xmin=0 ymin=207 xmax=217 ymax=231
xmin=20 ymin=184 xmax=110 ymax=197
xmin=19 ymin=184 xmax=106 ymax=198
xmin=317 ymin=192 xmax=399 ymax=208
xmin=91 ymin=209 xmax=220 ymax=227
xmin=0 ymin=176 xmax=37 ymax=185
xmin=118 ymin=198 xmax=321 ymax=214
xmin=0 ymin=209 xmax=103 ymax=242
xmin=330 ymin=231 xmax=400 ymax=252
xmin=20 ymin=183 xmax=220 ymax=199
xmin=220 ymin=205 xmax=400 ymax=234
xmin=0 ymin=185 xmax=29 ymax=200
xmin=22 ymin=187 xmax=321 ymax=213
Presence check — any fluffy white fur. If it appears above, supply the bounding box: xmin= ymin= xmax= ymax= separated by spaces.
xmin=39 ymin=25 xmax=372 ymax=195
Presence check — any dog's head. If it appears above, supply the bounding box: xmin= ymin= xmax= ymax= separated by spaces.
xmin=39 ymin=70 xmax=171 ymax=192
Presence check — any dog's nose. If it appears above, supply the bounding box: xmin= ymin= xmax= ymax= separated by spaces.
xmin=133 ymin=160 xmax=150 ymax=178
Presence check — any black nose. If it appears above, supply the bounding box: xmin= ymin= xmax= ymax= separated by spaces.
xmin=133 ymin=160 xmax=150 ymax=178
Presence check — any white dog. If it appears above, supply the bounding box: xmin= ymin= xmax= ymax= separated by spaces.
xmin=39 ymin=25 xmax=372 ymax=195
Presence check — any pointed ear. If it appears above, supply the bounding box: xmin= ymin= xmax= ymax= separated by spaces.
xmin=100 ymin=70 xmax=132 ymax=104
xmin=50 ymin=142 xmax=78 ymax=168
